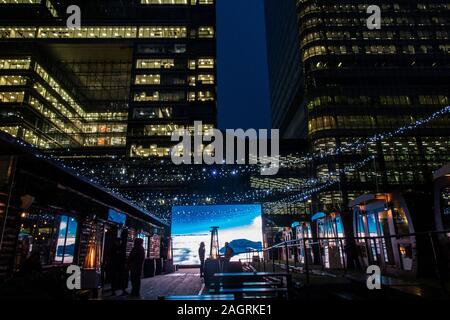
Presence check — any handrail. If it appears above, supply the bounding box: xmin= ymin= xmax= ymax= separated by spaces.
xmin=242 ymin=229 xmax=450 ymax=293
xmin=262 ymin=229 xmax=450 ymax=252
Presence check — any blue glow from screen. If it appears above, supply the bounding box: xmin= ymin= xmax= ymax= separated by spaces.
xmin=108 ymin=209 xmax=126 ymax=225
xmin=171 ymin=204 xmax=263 ymax=265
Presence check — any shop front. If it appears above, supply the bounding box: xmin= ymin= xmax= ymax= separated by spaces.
xmin=433 ymin=164 xmax=450 ymax=280
xmin=314 ymin=211 xmax=346 ymax=269
xmin=0 ymin=132 xmax=169 ymax=298
xmin=434 ymin=164 xmax=450 ymax=231
xmin=293 ymin=221 xmax=314 ymax=265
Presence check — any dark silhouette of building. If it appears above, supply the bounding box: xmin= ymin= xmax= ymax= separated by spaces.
xmin=264 ymin=0 xmax=306 ymax=138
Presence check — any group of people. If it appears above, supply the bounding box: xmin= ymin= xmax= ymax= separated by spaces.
xmin=17 ymin=237 xmax=147 ymax=298
xmin=198 ymin=241 xmax=235 ymax=277
xmin=107 ymin=237 xmax=146 ymax=297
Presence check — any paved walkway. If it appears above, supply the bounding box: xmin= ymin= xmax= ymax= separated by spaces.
xmin=103 ymin=268 xmax=204 ymax=300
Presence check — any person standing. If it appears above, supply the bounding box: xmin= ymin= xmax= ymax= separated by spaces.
xmin=18 ymin=250 xmax=42 ymax=276
xmin=223 ymin=242 xmax=235 ymax=272
xmin=198 ymin=242 xmax=206 ymax=277
xmin=128 ymin=238 xmax=145 ymax=297
xmin=224 ymin=242 xmax=235 ymax=262
xmin=109 ymin=239 xmax=128 ymax=296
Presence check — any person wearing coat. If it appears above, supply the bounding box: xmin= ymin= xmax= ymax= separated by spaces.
xmin=128 ymin=238 xmax=146 ymax=297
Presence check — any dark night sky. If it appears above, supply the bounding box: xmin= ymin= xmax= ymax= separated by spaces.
xmin=216 ymin=0 xmax=272 ymax=130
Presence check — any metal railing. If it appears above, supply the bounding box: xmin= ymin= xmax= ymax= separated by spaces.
xmin=244 ymin=230 xmax=450 ymax=293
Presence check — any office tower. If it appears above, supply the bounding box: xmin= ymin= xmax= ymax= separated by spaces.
xmin=264 ymin=0 xmax=305 ymax=138
xmin=0 ymin=0 xmax=216 ymax=159
xmin=277 ymin=0 xmax=450 ymax=210
xmin=0 ymin=0 xmax=217 ymax=222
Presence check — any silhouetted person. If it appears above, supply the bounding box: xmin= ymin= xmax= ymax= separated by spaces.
xmin=109 ymin=239 xmax=128 ymax=296
xmin=198 ymin=242 xmax=206 ymax=277
xmin=222 ymin=242 xmax=234 ymax=272
xmin=345 ymin=240 xmax=362 ymax=270
xmin=274 ymin=232 xmax=281 ymax=244
xmin=273 ymin=232 xmax=282 ymax=260
xmin=18 ymin=251 xmax=41 ymax=276
xmin=128 ymin=238 xmax=145 ymax=297
xmin=224 ymin=242 xmax=235 ymax=262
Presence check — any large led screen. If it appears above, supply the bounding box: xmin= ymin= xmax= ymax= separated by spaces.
xmin=171 ymin=204 xmax=263 ymax=265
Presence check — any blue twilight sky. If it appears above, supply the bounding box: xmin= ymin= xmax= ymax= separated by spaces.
xmin=216 ymin=0 xmax=272 ymax=131
xmin=172 ymin=204 xmax=262 ymax=235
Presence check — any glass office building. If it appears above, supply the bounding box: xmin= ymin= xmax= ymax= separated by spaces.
xmin=0 ymin=0 xmax=216 ymax=158
xmin=282 ymin=1 xmax=450 ymax=210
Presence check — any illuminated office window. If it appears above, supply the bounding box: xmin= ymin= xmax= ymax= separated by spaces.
xmin=140 ymin=0 xmax=215 ymax=4
xmin=133 ymin=107 xmax=172 ymax=119
xmin=32 ymin=82 xmax=76 ymax=121
xmin=0 ymin=75 xmax=27 ymax=86
xmin=197 ymin=27 xmax=214 ymax=38
xmin=130 ymin=144 xmax=171 ymax=158
xmin=134 ymin=91 xmax=159 ymax=102
xmin=135 ymin=74 xmax=161 ymax=85
xmin=197 ymin=91 xmax=214 ymax=101
xmin=37 ymin=27 xmax=137 ymax=39
xmin=82 ymin=123 xmax=127 ymax=134
xmin=140 ymin=0 xmax=188 ymax=4
xmin=84 ymin=112 xmax=128 ymax=121
xmin=45 ymin=0 xmax=58 ymax=17
xmin=34 ymin=63 xmax=85 ymax=118
xmin=197 ymin=74 xmax=214 ymax=84
xmin=0 ymin=126 xmax=19 ymax=138
xmin=138 ymin=27 xmax=187 ymax=39
xmin=308 ymin=116 xmax=337 ymax=133
xmin=143 ymin=124 xmax=182 ymax=137
xmin=0 ymin=91 xmax=25 ymax=103
xmin=303 ymin=46 xmax=327 ymax=61
xmin=188 ymin=76 xmax=196 ymax=86
xmin=380 ymin=96 xmax=411 ymax=105
xmin=197 ymin=58 xmax=214 ymax=69
xmin=312 ymin=138 xmax=337 ymax=153
xmin=419 ymin=95 xmax=448 ymax=105
xmin=0 ymin=27 xmax=36 ymax=38
xmin=134 ymin=91 xmax=185 ymax=102
xmin=0 ymin=0 xmax=41 ymax=3
xmin=28 ymin=97 xmax=82 ymax=145
xmin=83 ymin=135 xmax=126 ymax=147
xmin=0 ymin=58 xmax=31 ymax=70
xmin=188 ymin=92 xmax=196 ymax=101
xmin=136 ymin=59 xmax=175 ymax=69
xmin=139 ymin=123 xmax=214 ymax=137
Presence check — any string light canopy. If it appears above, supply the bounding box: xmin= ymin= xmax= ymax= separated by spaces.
xmin=4 ymin=105 xmax=450 ymax=221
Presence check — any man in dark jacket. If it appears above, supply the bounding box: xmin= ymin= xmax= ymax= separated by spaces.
xmin=109 ymin=239 xmax=128 ymax=296
xmin=128 ymin=238 xmax=146 ymax=297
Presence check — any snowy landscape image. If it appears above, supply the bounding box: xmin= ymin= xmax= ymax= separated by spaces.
xmin=171 ymin=204 xmax=263 ymax=265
